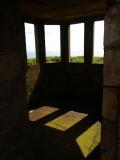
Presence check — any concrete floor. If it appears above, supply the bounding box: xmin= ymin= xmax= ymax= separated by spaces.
xmin=28 ymin=106 xmax=101 ymax=160
xmin=4 ymin=106 xmax=101 ymax=160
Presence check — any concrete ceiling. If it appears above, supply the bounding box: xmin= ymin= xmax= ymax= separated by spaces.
xmin=20 ymin=0 xmax=107 ymax=22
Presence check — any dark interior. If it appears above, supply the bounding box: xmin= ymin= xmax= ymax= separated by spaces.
xmin=1 ymin=0 xmax=120 ymax=160
xmin=29 ymin=63 xmax=103 ymax=116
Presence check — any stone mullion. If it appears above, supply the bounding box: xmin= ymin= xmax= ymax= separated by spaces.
xmin=84 ymin=20 xmax=94 ymax=64
xmin=34 ymin=24 xmax=46 ymax=64
xmin=60 ymin=24 xmax=70 ymax=63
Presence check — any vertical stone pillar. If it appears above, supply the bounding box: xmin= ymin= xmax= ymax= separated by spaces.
xmin=0 ymin=2 xmax=28 ymax=159
xmin=102 ymin=2 xmax=120 ymax=160
xmin=60 ymin=24 xmax=70 ymax=63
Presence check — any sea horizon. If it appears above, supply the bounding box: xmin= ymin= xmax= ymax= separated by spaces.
xmin=26 ymin=51 xmax=104 ymax=58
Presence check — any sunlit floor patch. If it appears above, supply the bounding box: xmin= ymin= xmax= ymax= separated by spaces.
xmin=29 ymin=106 xmax=59 ymax=122
xmin=45 ymin=111 xmax=87 ymax=131
xmin=76 ymin=121 xmax=101 ymax=158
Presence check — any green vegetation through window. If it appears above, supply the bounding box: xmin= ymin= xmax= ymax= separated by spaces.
xmin=45 ymin=25 xmax=61 ymax=63
xmin=24 ymin=23 xmax=37 ymax=64
xmin=70 ymin=23 xmax=84 ymax=63
xmin=93 ymin=20 xmax=104 ymax=64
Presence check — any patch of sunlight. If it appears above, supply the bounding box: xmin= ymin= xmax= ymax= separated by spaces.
xmin=76 ymin=121 xmax=101 ymax=158
xmin=45 ymin=111 xmax=87 ymax=131
xmin=29 ymin=106 xmax=59 ymax=122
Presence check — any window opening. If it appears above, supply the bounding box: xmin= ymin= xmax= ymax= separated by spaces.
xmin=45 ymin=25 xmax=61 ymax=63
xmin=93 ymin=20 xmax=104 ymax=64
xmin=24 ymin=23 xmax=40 ymax=102
xmin=70 ymin=23 xmax=84 ymax=63
xmin=24 ymin=23 xmax=37 ymax=64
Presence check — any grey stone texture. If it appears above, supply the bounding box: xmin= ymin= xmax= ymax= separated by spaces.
xmin=101 ymin=119 xmax=117 ymax=160
xmin=102 ymin=3 xmax=120 ymax=160
xmin=103 ymin=50 xmax=120 ymax=86
xmin=104 ymin=4 xmax=120 ymax=48
xmin=103 ymin=87 xmax=119 ymax=121
xmin=104 ymin=3 xmax=120 ymax=86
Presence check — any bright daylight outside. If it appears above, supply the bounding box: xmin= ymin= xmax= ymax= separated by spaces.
xmin=24 ymin=21 xmax=104 ymax=101
xmin=25 ymin=20 xmax=104 ymax=64
xmin=70 ymin=23 xmax=84 ymax=63
xmin=93 ymin=20 xmax=104 ymax=64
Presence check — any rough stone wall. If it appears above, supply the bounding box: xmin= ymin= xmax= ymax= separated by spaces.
xmin=0 ymin=2 xmax=28 ymax=159
xmin=102 ymin=3 xmax=120 ymax=160
xmin=118 ymin=108 xmax=120 ymax=159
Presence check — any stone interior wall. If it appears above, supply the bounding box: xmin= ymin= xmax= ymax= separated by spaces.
xmin=0 ymin=2 xmax=29 ymax=159
xmin=0 ymin=1 xmax=120 ymax=160
xmin=29 ymin=63 xmax=103 ymax=114
xmin=118 ymin=107 xmax=120 ymax=159
xmin=102 ymin=3 xmax=120 ymax=160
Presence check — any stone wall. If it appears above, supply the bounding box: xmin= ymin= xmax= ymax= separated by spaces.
xmin=28 ymin=63 xmax=103 ymax=114
xmin=102 ymin=3 xmax=120 ymax=160
xmin=0 ymin=2 xmax=28 ymax=159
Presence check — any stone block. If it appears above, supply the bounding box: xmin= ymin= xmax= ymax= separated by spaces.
xmin=0 ymin=78 xmax=28 ymax=132
xmin=104 ymin=4 xmax=120 ymax=47
xmin=101 ymin=119 xmax=117 ymax=160
xmin=117 ymin=109 xmax=120 ymax=160
xmin=0 ymin=2 xmax=15 ymax=26
xmin=0 ymin=123 xmax=31 ymax=159
xmin=0 ymin=3 xmax=28 ymax=160
xmin=14 ymin=14 xmax=27 ymax=54
xmin=0 ymin=53 xmax=26 ymax=80
xmin=0 ymin=100 xmax=28 ymax=133
xmin=103 ymin=50 xmax=120 ymax=86
xmin=0 ymin=25 xmax=17 ymax=53
xmin=0 ymin=78 xmax=26 ymax=101
xmin=102 ymin=87 xmax=119 ymax=121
